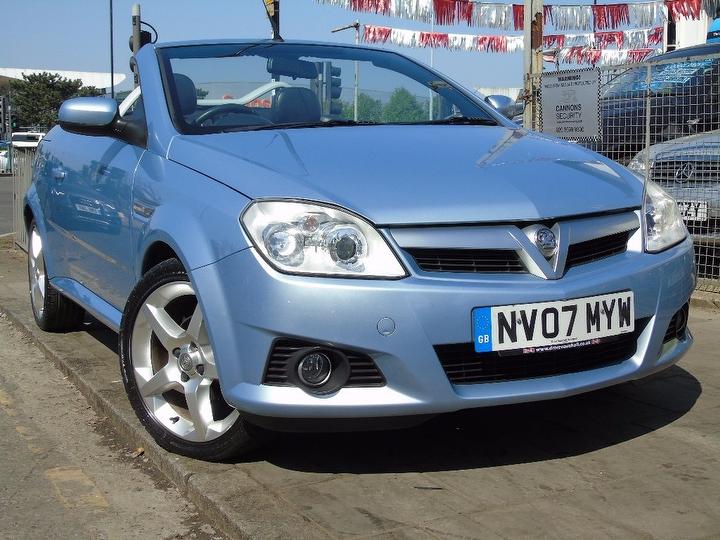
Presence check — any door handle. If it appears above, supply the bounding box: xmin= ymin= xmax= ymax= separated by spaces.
xmin=52 ymin=167 xmax=66 ymax=181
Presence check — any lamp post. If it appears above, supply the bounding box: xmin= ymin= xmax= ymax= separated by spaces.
xmin=331 ymin=20 xmax=360 ymax=121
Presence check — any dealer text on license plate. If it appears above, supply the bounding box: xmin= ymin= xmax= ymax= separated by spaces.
xmin=472 ymin=291 xmax=634 ymax=353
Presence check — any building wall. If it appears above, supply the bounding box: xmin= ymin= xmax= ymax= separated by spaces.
xmin=670 ymin=11 xmax=711 ymax=50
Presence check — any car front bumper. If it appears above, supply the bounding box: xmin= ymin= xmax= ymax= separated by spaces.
xmin=191 ymin=235 xmax=696 ymax=420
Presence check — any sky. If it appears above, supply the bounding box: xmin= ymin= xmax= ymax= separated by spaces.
xmin=0 ymin=0 xmax=525 ymax=91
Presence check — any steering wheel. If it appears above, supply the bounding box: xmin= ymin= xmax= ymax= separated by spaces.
xmin=193 ymin=103 xmax=272 ymax=127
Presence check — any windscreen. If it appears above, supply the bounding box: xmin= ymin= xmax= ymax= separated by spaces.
xmin=12 ymin=134 xmax=41 ymax=142
xmin=602 ymin=58 xmax=718 ymax=98
xmin=157 ymin=42 xmax=496 ymax=133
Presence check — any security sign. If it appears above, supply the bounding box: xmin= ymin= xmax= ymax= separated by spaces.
xmin=540 ymin=69 xmax=601 ymax=140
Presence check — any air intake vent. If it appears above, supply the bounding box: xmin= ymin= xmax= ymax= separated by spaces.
xmin=263 ymin=339 xmax=385 ymax=387
xmin=434 ymin=318 xmax=648 ymax=385
xmin=663 ymin=304 xmax=689 ymax=343
xmin=405 ymin=248 xmax=526 ymax=273
xmin=566 ymin=230 xmax=632 ymax=270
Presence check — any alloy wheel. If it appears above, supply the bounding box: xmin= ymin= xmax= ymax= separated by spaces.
xmin=28 ymin=226 xmax=46 ymax=318
xmin=131 ymin=281 xmax=239 ymax=442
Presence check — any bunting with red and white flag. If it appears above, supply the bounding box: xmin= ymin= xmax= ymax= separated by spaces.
xmin=362 ymin=23 xmax=663 ymax=64
xmin=317 ymin=0 xmax=715 ymax=32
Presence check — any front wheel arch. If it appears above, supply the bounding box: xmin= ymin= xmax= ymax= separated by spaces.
xmin=119 ymin=257 xmax=261 ymax=460
xmin=141 ymin=241 xmax=180 ymax=276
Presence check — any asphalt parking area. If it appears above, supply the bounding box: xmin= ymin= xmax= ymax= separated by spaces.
xmin=1 ymin=242 xmax=719 ymax=539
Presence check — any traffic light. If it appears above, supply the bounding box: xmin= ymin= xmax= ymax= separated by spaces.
xmin=324 ymin=63 xmax=343 ymax=116
xmin=10 ymin=114 xmax=18 ymax=130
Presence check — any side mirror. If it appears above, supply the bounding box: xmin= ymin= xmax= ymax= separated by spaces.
xmin=484 ymin=95 xmax=516 ymax=119
xmin=58 ymin=97 xmax=118 ymax=130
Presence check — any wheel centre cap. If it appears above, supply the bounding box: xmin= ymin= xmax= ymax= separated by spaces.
xmin=177 ymin=347 xmax=201 ymax=374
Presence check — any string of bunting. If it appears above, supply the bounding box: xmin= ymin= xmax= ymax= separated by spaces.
xmin=317 ymin=0 xmax=716 ymax=32
xmin=362 ymin=23 xmax=663 ymax=64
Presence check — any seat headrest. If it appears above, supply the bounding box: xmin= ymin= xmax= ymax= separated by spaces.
xmin=274 ymin=87 xmax=321 ymax=125
xmin=174 ymin=74 xmax=197 ymax=116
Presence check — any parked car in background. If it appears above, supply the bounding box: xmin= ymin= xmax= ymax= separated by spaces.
xmin=12 ymin=132 xmax=46 ymax=149
xmin=0 ymin=148 xmax=8 ymax=171
xmin=585 ymin=43 xmax=720 ymax=163
xmin=25 ymin=39 xmax=695 ymax=461
xmin=629 ymin=130 xmax=720 ymax=278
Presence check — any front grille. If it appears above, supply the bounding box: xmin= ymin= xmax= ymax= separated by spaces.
xmin=405 ymin=248 xmax=525 ymax=273
xmin=405 ymin=230 xmax=632 ymax=275
xmin=566 ymin=230 xmax=632 ymax=270
xmin=435 ymin=318 xmax=648 ymax=385
xmin=651 ymin=159 xmax=720 ymax=184
xmin=263 ymin=339 xmax=385 ymax=387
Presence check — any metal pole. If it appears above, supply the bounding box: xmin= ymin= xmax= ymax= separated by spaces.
xmin=522 ymin=0 xmax=543 ymax=129
xmin=132 ymin=4 xmax=141 ymax=87
xmin=429 ymin=18 xmax=434 ymax=120
xmin=331 ymin=21 xmax=361 ymax=121
xmin=354 ymin=20 xmax=359 ymax=121
xmin=109 ymin=0 xmax=114 ymax=98
xmin=263 ymin=0 xmax=281 ymax=41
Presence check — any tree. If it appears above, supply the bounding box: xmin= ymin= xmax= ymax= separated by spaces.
xmin=382 ymin=88 xmax=426 ymax=123
xmin=342 ymin=93 xmax=384 ymax=122
xmin=9 ymin=73 xmax=102 ymax=130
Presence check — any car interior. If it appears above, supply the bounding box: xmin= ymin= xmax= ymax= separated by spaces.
xmin=173 ymin=57 xmax=324 ymax=129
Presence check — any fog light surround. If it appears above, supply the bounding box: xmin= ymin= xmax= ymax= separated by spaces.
xmin=297 ymin=352 xmax=333 ymax=387
xmin=674 ymin=303 xmax=689 ymax=340
xmin=288 ymin=347 xmax=351 ymax=394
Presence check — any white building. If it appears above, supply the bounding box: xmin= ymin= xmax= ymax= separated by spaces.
xmin=668 ymin=8 xmax=714 ymax=50
xmin=0 ymin=68 xmax=126 ymax=93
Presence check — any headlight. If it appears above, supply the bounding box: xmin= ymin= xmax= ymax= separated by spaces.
xmin=627 ymin=149 xmax=649 ymax=174
xmin=643 ymin=181 xmax=687 ymax=253
xmin=242 ymin=200 xmax=407 ymax=278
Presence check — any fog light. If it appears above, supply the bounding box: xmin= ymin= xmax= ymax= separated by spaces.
xmin=297 ymin=352 xmax=332 ymax=387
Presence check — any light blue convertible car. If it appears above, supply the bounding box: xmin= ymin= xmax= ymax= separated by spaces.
xmin=26 ymin=40 xmax=695 ymax=460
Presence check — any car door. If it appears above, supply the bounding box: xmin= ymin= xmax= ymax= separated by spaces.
xmin=48 ymin=91 xmax=147 ymax=309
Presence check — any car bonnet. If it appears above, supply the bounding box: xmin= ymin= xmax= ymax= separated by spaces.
xmin=168 ymin=125 xmax=643 ymax=226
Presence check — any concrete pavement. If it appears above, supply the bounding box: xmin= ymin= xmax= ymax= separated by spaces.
xmin=0 ymin=316 xmax=224 ymax=540
xmin=0 ymin=239 xmax=719 ymax=539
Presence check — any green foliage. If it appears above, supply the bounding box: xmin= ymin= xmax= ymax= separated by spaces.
xmin=382 ymin=88 xmax=426 ymax=123
xmin=342 ymin=93 xmax=384 ymax=122
xmin=10 ymin=72 xmax=103 ymax=130
xmin=196 ymin=87 xmax=209 ymax=99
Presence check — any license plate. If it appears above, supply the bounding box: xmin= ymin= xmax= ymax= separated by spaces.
xmin=677 ymin=200 xmax=708 ymax=222
xmin=472 ymin=291 xmax=634 ymax=354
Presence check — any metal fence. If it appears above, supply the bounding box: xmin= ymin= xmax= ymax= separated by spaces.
xmin=12 ymin=147 xmax=34 ymax=252
xmin=528 ymin=50 xmax=720 ymax=291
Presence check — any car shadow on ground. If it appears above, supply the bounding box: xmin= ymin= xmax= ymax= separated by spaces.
xmin=258 ymin=367 xmax=700 ymax=473
xmin=80 ymin=317 xmax=701 ymax=474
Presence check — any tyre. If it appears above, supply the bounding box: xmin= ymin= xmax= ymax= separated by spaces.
xmin=119 ymin=258 xmax=258 ymax=461
xmin=27 ymin=220 xmax=85 ymax=332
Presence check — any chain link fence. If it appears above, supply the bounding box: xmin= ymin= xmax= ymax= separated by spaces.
xmin=527 ymin=50 xmax=720 ymax=291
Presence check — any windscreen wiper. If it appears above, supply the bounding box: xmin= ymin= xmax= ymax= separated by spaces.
xmin=225 ymin=119 xmax=381 ymax=132
xmin=417 ymin=116 xmax=498 ymax=126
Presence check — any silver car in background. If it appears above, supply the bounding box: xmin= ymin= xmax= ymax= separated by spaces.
xmin=629 ymin=131 xmax=720 ymax=279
